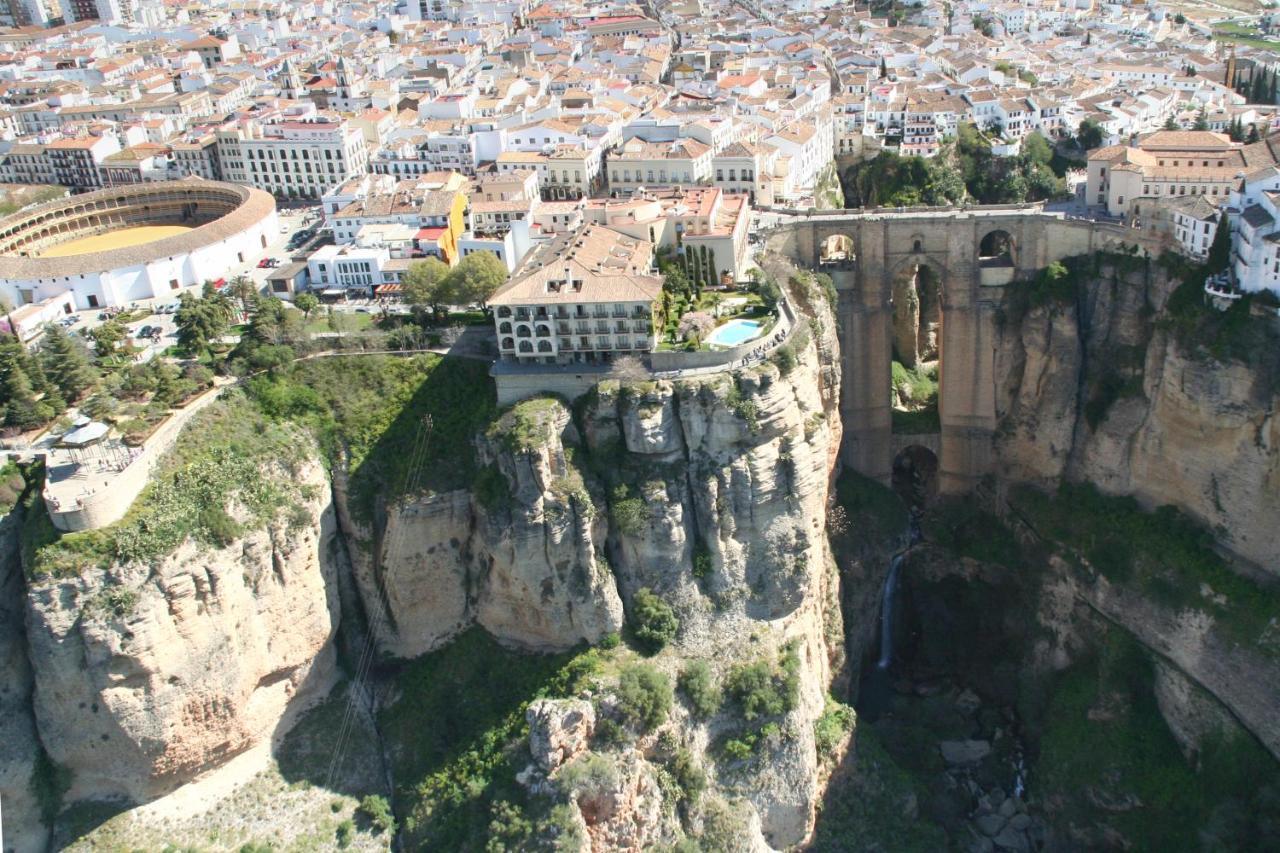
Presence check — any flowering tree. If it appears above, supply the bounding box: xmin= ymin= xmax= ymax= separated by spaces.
xmin=678 ymin=311 xmax=716 ymax=344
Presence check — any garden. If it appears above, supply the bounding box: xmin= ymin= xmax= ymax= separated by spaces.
xmin=653 ymin=250 xmax=783 ymax=352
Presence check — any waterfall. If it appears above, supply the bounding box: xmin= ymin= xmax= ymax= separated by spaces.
xmin=877 ymin=554 xmax=903 ymax=670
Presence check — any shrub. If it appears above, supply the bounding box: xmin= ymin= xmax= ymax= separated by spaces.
xmin=722 ymin=734 xmax=756 ymax=761
xmin=699 ymin=797 xmax=752 ymax=851
xmin=725 ymin=645 xmax=800 ymax=721
xmin=813 ymin=697 xmax=856 ymax=758
xmin=335 ymin=819 xmax=355 ymax=848
xmin=557 ymin=752 xmax=618 ymax=798
xmin=669 ymin=748 xmax=706 ymax=804
xmin=610 ymin=485 xmax=650 ymax=536
xmin=631 ymin=587 xmax=679 ymax=653
xmin=615 ymin=663 xmax=673 ymax=732
xmin=474 ymin=463 xmax=511 ymax=511
xmin=358 ymin=794 xmax=396 ymax=834
xmin=678 ymin=661 xmax=721 ymax=718
xmin=599 ymin=631 xmax=621 ymax=650
xmin=771 ymin=343 xmax=797 ymax=375
xmin=692 ymin=543 xmax=713 ymax=579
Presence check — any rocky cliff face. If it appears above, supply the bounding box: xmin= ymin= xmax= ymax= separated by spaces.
xmin=332 ymin=401 xmax=625 ymax=660
xmin=0 ymin=503 xmax=49 ymax=853
xmin=340 ymin=290 xmax=843 ymax=849
xmin=22 ymin=454 xmax=342 ymax=805
xmin=994 ymin=258 xmax=1280 ymax=572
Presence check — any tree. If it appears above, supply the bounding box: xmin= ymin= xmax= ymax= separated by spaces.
xmin=402 ymin=257 xmax=450 ymax=319
xmin=39 ymin=324 xmax=96 ymax=401
xmin=630 ymin=587 xmax=678 ymax=653
xmin=174 ymin=290 xmax=232 ymax=356
xmin=0 ymin=338 xmax=54 ymax=430
xmin=1249 ymin=124 xmax=1262 ymax=143
xmin=1207 ymin=215 xmax=1231 ymax=273
xmin=88 ymin=319 xmax=126 ymax=360
xmin=1076 ymin=118 xmax=1104 ymax=152
xmin=446 ymin=251 xmax=507 ymax=310
xmin=678 ymin=311 xmax=715 ymax=344
xmin=294 ymin=292 xmax=319 ymax=320
xmin=1164 ymin=115 xmax=1180 ymax=131
xmin=1021 ymin=132 xmax=1052 ymax=166
xmin=1193 ymin=110 xmax=1210 ymax=131
xmin=228 ymin=275 xmax=258 ymax=316
xmin=615 ymin=664 xmax=673 ymax=733
xmin=879 ymin=56 xmax=887 ymax=79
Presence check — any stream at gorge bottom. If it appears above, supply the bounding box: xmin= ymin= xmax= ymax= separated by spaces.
xmin=853 ymin=527 xmax=1043 ymax=852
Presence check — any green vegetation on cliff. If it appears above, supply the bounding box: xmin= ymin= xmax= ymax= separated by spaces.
xmin=245 ymin=354 xmax=495 ymax=520
xmin=1013 ymin=482 xmax=1280 ymax=656
xmin=380 ymin=629 xmax=601 ymax=851
xmin=810 ymin=727 xmax=949 ymax=852
xmin=1036 ymin=631 xmax=1280 ymax=851
xmin=24 ymin=394 xmax=307 ymax=580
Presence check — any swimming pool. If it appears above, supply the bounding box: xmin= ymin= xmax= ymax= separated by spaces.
xmin=706 ymin=318 xmax=763 ymax=348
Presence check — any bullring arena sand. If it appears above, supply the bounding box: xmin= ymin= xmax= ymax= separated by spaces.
xmin=36 ymin=224 xmax=193 ymax=258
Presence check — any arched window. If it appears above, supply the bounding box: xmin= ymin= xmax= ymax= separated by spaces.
xmin=502 ymin=337 xmax=514 ymax=349
xmin=537 ymin=340 xmax=553 ymax=352
xmin=536 ymin=324 xmax=551 ymax=337
xmin=518 ymin=340 xmax=533 ymax=352
xmin=516 ymin=324 xmax=532 ymax=338
xmin=497 ymin=306 xmax=512 ymax=318
xmin=499 ymin=321 xmax=512 ymax=334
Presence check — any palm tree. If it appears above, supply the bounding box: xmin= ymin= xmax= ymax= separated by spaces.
xmin=229 ymin=275 xmax=258 ymax=318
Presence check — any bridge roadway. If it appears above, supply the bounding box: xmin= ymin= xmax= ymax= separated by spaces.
xmin=758 ymin=203 xmax=1166 ymax=494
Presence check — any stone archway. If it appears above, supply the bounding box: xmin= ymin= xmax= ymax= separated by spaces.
xmin=978 ymin=228 xmax=1015 ymax=267
xmin=890 ymin=260 xmax=943 ymax=369
xmin=820 ymin=233 xmax=855 ymax=267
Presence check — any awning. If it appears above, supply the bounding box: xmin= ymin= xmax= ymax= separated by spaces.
xmin=374 ymin=284 xmax=403 ymax=294
xmin=320 ymin=288 xmax=346 ymax=296
xmin=60 ymin=421 xmax=109 ymax=447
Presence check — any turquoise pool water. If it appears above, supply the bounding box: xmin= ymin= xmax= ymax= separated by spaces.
xmin=706 ymin=318 xmax=763 ymax=347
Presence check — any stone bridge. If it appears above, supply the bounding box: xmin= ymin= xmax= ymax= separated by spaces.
xmin=762 ymin=205 xmax=1165 ymax=494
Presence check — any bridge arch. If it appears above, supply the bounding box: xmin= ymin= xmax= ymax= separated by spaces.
xmin=978 ymin=228 xmax=1015 ymax=267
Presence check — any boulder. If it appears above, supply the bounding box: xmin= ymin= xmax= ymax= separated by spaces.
xmin=940 ymin=739 xmax=991 ymax=765
xmin=527 ymin=698 xmax=595 ymax=773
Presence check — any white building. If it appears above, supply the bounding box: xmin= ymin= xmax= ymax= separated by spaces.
xmin=217 ymin=115 xmax=369 ymax=200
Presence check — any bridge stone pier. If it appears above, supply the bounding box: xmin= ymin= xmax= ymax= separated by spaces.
xmin=763 ymin=206 xmax=1158 ymax=494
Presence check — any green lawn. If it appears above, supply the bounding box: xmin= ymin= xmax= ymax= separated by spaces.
xmin=303 ymin=312 xmax=375 ymax=334
xmin=1213 ymin=22 xmax=1280 ymax=50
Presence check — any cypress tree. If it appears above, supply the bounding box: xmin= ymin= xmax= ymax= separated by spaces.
xmin=39 ymin=324 xmax=96 ymax=402
xmin=0 ymin=339 xmax=53 ymax=430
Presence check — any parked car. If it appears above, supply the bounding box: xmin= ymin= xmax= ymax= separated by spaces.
xmin=136 ymin=325 xmax=153 ymax=338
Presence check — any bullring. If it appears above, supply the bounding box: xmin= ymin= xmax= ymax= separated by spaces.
xmin=0 ymin=178 xmax=277 ymax=310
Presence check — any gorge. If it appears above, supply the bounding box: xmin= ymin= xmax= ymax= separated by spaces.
xmin=0 ymin=225 xmax=1278 ymax=852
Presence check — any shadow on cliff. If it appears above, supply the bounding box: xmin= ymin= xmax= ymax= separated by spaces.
xmin=275 ymin=356 xmax=498 ymax=798
xmin=339 ymin=355 xmax=497 ymax=527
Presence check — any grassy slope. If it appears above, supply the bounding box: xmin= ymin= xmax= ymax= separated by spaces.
xmin=245 ymin=354 xmax=495 ymax=522
xmin=378 ymin=630 xmax=602 ymax=851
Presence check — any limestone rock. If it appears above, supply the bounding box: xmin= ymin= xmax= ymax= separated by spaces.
xmin=975 ymin=813 xmax=1006 ymax=837
xmin=24 ymin=456 xmax=341 ymax=803
xmin=994 ymin=259 xmax=1280 ymax=572
xmin=570 ymin=750 xmax=664 ymax=852
xmin=940 ymin=739 xmax=991 ymax=765
xmin=528 ymin=698 xmax=595 ymax=773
